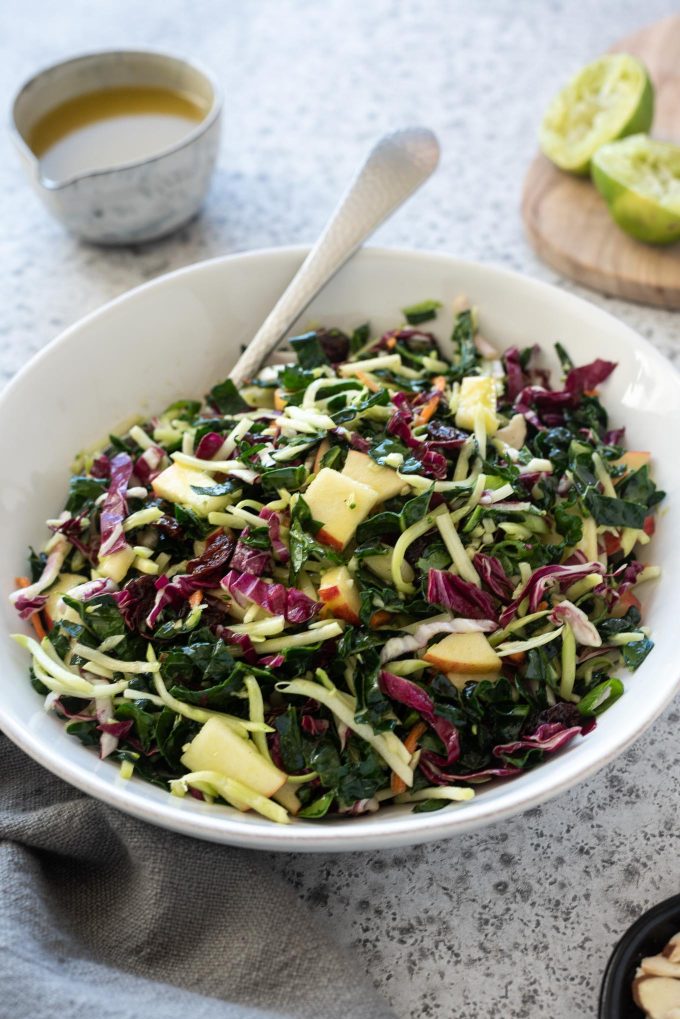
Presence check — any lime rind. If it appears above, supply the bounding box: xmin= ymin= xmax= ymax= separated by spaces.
xmin=592 ymin=134 xmax=680 ymax=245
xmin=540 ymin=53 xmax=654 ymax=175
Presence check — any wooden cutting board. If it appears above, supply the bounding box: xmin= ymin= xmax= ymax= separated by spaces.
xmin=522 ymin=15 xmax=680 ymax=309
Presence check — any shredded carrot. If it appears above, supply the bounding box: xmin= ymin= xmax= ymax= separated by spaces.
xmin=391 ymin=721 xmax=427 ymax=795
xmin=369 ymin=610 xmax=391 ymax=628
xmin=31 ymin=615 xmax=48 ymax=640
xmin=404 ymin=721 xmax=427 ymax=751
xmin=507 ymin=651 xmax=526 ymax=665
xmin=584 ymin=388 xmax=599 ymax=397
xmin=354 ymin=370 xmax=380 ymax=393
xmin=14 ymin=576 xmax=48 ymax=639
xmin=188 ymin=590 xmax=203 ymax=608
xmin=385 ymin=336 xmax=397 ymax=350
xmin=415 ymin=393 xmax=440 ymax=426
xmin=433 ymin=376 xmax=447 ymax=392
xmin=273 ymin=388 xmax=288 ymax=411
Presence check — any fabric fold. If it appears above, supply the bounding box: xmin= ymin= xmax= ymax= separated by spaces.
xmin=0 ymin=735 xmax=395 ymax=1019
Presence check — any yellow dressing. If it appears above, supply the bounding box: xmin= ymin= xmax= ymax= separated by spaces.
xmin=28 ymin=86 xmax=208 ymax=182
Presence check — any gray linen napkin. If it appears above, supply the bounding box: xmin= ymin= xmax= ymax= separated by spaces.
xmin=0 ymin=734 xmax=395 ymax=1019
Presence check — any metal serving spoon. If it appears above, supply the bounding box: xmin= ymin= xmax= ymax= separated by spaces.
xmin=228 ymin=127 xmax=440 ymax=387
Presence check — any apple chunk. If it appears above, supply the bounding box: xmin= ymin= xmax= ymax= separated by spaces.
xmin=98 ymin=546 xmax=136 ymax=583
xmin=445 ymin=670 xmax=502 ymax=692
xmin=152 ymin=462 xmax=234 ymax=517
xmin=181 ymin=717 xmax=286 ymax=799
xmin=341 ymin=450 xmax=407 ymax=501
xmin=304 ymin=468 xmax=379 ymax=550
xmin=319 ymin=565 xmax=361 ymax=624
xmin=44 ymin=573 xmax=87 ymax=626
xmin=424 ymin=631 xmax=501 ymax=675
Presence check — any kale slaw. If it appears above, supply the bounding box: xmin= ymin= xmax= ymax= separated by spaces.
xmin=10 ymin=300 xmax=663 ymax=823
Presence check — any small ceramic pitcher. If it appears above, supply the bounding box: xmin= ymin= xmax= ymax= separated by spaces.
xmin=11 ymin=49 xmax=223 ymax=245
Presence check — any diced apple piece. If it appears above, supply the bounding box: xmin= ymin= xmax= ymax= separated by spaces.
xmin=424 ymin=631 xmax=502 ymax=674
xmin=152 ymin=462 xmax=233 ymax=517
xmin=304 ymin=468 xmax=379 ymax=550
xmin=44 ymin=573 xmax=87 ymax=626
xmin=445 ymin=670 xmax=502 ymax=691
xmin=614 ymin=450 xmax=651 ymax=473
xmin=312 ymin=438 xmax=330 ymax=476
xmin=319 ymin=565 xmax=361 ymax=625
xmin=181 ymin=717 xmax=286 ymax=799
xmin=341 ymin=450 xmax=407 ymax=501
xmin=274 ymin=781 xmax=302 ymax=815
xmin=97 ymin=546 xmax=136 ymax=583
xmin=455 ymin=376 xmax=499 ymax=434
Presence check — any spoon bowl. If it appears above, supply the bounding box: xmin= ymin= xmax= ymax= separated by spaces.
xmin=228 ymin=127 xmax=440 ymax=386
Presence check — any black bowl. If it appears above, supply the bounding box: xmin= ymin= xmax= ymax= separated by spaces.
xmin=600 ymin=894 xmax=680 ymax=1018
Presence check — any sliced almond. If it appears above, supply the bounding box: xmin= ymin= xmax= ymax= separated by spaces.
xmin=641 ymin=955 xmax=680 ymax=978
xmin=495 ymin=413 xmax=527 ymax=451
xmin=474 ymin=333 xmax=499 ymax=359
xmin=632 ymin=974 xmax=680 ymax=1018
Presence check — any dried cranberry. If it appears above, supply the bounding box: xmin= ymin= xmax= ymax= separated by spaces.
xmin=157 ymin=515 xmax=183 ymax=540
xmin=186 ymin=532 xmax=235 ymax=581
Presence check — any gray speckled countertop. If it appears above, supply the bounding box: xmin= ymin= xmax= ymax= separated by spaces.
xmin=2 ymin=2 xmax=680 ymax=1016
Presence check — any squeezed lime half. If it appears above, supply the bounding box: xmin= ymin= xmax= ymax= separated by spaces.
xmin=539 ymin=54 xmax=654 ymax=175
xmin=592 ymin=134 xmax=680 ymax=244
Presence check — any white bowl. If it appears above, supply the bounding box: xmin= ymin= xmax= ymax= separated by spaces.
xmin=1 ymin=247 xmax=678 ymax=852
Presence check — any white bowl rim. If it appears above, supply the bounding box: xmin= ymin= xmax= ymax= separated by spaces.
xmin=1 ymin=244 xmax=678 ymax=852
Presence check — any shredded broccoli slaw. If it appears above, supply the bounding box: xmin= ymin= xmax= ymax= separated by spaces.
xmin=10 ymin=300 xmax=663 ymax=824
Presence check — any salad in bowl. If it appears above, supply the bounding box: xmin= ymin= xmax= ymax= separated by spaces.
xmin=9 ymin=298 xmax=662 ymax=825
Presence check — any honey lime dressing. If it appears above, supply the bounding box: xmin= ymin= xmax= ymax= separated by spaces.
xmin=28 ymin=86 xmax=208 ymax=182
